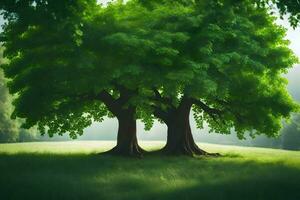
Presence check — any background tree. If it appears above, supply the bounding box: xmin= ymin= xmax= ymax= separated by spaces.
xmin=280 ymin=114 xmax=300 ymax=150
xmin=0 ymin=49 xmax=18 ymax=142
xmin=0 ymin=47 xmax=37 ymax=143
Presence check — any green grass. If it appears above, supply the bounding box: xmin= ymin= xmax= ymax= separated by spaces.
xmin=1 ymin=141 xmax=300 ymax=200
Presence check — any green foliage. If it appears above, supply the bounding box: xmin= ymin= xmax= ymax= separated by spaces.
xmin=137 ymin=0 xmax=299 ymax=138
xmin=0 ymin=0 xmax=106 ymax=138
xmin=0 ymin=0 xmax=195 ymax=138
xmin=0 ymin=0 xmax=298 ymax=140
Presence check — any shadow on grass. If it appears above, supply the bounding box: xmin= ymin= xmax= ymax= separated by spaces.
xmin=0 ymin=152 xmax=299 ymax=200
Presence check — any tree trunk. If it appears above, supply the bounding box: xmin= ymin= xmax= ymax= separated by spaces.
xmin=106 ymin=108 xmax=144 ymax=157
xmin=98 ymin=90 xmax=145 ymax=157
xmin=162 ymin=98 xmax=217 ymax=156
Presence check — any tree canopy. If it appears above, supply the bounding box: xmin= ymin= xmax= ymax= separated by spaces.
xmin=139 ymin=0 xmax=298 ymax=137
xmin=0 ymin=0 xmax=298 ymax=155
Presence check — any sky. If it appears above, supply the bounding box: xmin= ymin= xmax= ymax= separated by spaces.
xmin=0 ymin=1 xmax=299 ymax=142
xmin=277 ymin=18 xmax=300 ymax=57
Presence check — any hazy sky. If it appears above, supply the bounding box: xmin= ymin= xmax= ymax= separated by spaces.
xmin=277 ymin=18 xmax=300 ymax=57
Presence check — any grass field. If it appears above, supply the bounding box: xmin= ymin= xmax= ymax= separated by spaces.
xmin=0 ymin=141 xmax=300 ymax=200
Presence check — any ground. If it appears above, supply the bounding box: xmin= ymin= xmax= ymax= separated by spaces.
xmin=0 ymin=141 xmax=300 ymax=200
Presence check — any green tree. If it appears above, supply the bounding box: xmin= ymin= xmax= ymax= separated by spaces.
xmin=141 ymin=0 xmax=298 ymax=155
xmin=0 ymin=0 xmax=154 ymax=156
xmin=1 ymin=0 xmax=298 ymax=156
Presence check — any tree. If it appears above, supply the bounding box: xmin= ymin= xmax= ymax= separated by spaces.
xmin=0 ymin=0 xmax=298 ymax=157
xmin=0 ymin=0 xmax=156 ymax=156
xmin=140 ymin=0 xmax=299 ymax=155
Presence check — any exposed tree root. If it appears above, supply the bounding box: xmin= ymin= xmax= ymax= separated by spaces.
xmin=102 ymin=144 xmax=146 ymax=158
xmin=159 ymin=144 xmax=220 ymax=157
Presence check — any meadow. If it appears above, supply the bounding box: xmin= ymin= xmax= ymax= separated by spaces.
xmin=0 ymin=141 xmax=300 ymax=200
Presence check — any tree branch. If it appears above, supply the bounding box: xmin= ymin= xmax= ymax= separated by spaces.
xmin=115 ymin=85 xmax=136 ymax=107
xmin=151 ymin=105 xmax=169 ymax=123
xmin=70 ymin=87 xmax=135 ymax=117
xmin=150 ymin=88 xmax=177 ymax=122
xmin=192 ymin=99 xmax=223 ymax=121
xmin=96 ymin=91 xmax=121 ymax=116
xmin=151 ymin=88 xmax=175 ymax=109
xmin=214 ymin=98 xmax=246 ymax=124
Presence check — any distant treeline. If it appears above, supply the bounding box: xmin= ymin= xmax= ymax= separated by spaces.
xmin=0 ymin=49 xmax=36 ymax=142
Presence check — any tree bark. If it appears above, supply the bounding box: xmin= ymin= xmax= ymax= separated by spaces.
xmin=98 ymin=90 xmax=145 ymax=157
xmin=105 ymin=108 xmax=145 ymax=157
xmin=160 ymin=97 xmax=218 ymax=156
